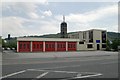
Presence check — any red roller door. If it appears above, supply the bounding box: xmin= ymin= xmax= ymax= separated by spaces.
xmin=18 ymin=41 xmax=30 ymax=52
xmin=32 ymin=41 xmax=43 ymax=52
xmin=57 ymin=42 xmax=66 ymax=51
xmin=45 ymin=41 xmax=55 ymax=51
xmin=68 ymin=42 xmax=76 ymax=51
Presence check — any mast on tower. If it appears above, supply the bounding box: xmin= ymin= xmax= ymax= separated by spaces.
xmin=63 ymin=15 xmax=65 ymax=22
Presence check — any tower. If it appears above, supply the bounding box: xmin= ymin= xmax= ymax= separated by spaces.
xmin=8 ymin=34 xmax=10 ymax=40
xmin=60 ymin=15 xmax=67 ymax=38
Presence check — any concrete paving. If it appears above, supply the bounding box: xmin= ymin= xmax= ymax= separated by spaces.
xmin=1 ymin=51 xmax=119 ymax=80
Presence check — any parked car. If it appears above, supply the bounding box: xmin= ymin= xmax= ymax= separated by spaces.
xmin=11 ymin=48 xmax=15 ymax=50
xmin=7 ymin=47 xmax=10 ymax=50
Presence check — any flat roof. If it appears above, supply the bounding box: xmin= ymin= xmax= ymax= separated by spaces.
xmin=17 ymin=37 xmax=80 ymax=42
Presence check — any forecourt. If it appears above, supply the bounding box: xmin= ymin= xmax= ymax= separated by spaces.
xmin=1 ymin=51 xmax=119 ymax=80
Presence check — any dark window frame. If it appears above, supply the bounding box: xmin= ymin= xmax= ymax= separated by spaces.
xmin=79 ymin=41 xmax=84 ymax=44
xmin=102 ymin=44 xmax=106 ymax=48
xmin=87 ymin=44 xmax=93 ymax=48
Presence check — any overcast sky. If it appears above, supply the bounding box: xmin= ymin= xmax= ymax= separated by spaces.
xmin=1 ymin=1 xmax=118 ymax=38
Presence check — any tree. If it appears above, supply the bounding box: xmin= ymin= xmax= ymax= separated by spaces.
xmin=106 ymin=40 xmax=111 ymax=51
xmin=111 ymin=39 xmax=120 ymax=51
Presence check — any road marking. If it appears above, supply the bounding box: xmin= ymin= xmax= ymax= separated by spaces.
xmin=27 ymin=69 xmax=79 ymax=74
xmin=28 ymin=69 xmax=102 ymax=79
xmin=0 ymin=70 xmax=26 ymax=79
xmin=60 ymin=73 xmax=102 ymax=80
xmin=74 ymin=73 xmax=102 ymax=78
xmin=53 ymin=70 xmax=78 ymax=73
xmin=35 ymin=72 xmax=49 ymax=79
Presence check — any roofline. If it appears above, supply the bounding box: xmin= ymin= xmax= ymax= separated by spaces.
xmin=85 ymin=29 xmax=106 ymax=32
xmin=17 ymin=37 xmax=80 ymax=42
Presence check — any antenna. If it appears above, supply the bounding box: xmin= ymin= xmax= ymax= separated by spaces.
xmin=63 ymin=15 xmax=65 ymax=22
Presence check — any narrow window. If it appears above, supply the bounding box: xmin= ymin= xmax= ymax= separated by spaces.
xmin=24 ymin=44 xmax=26 ymax=49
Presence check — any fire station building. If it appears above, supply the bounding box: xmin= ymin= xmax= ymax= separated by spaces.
xmin=17 ymin=29 xmax=107 ymax=52
xmin=17 ymin=38 xmax=79 ymax=52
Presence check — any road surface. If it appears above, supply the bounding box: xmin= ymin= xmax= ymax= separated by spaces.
xmin=1 ymin=51 xmax=119 ymax=80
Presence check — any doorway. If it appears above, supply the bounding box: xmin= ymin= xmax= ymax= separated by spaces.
xmin=97 ymin=44 xmax=100 ymax=50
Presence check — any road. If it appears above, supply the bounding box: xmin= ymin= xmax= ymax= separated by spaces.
xmin=1 ymin=51 xmax=119 ymax=80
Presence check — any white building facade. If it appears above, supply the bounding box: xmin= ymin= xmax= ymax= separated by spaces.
xmin=68 ymin=29 xmax=107 ymax=51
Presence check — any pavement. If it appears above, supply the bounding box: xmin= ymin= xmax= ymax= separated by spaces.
xmin=2 ymin=50 xmax=118 ymax=59
xmin=1 ymin=51 xmax=119 ymax=80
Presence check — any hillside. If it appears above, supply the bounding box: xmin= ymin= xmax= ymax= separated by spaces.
xmin=107 ymin=32 xmax=120 ymax=40
xmin=27 ymin=32 xmax=120 ymax=40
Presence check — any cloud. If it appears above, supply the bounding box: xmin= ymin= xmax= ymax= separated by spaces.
xmin=42 ymin=10 xmax=52 ymax=16
xmin=2 ymin=17 xmax=29 ymax=37
xmin=28 ymin=12 xmax=39 ymax=19
xmin=2 ymin=2 xmax=40 ymax=19
xmin=1 ymin=3 xmax=118 ymax=38
xmin=1 ymin=0 xmax=48 ymax=4
xmin=55 ymin=4 xmax=118 ymax=23
xmin=2 ymin=16 xmax=59 ymax=38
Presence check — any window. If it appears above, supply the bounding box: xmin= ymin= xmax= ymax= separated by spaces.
xmin=79 ymin=41 xmax=84 ymax=44
xmin=27 ymin=44 xmax=30 ymax=49
xmin=63 ymin=44 xmax=65 ymax=48
xmin=102 ymin=44 xmax=106 ymax=48
xmin=49 ymin=44 xmax=51 ymax=48
xmin=68 ymin=44 xmax=72 ymax=48
xmin=33 ymin=44 xmax=36 ymax=49
xmin=61 ymin=44 xmax=63 ymax=48
xmin=37 ymin=44 xmax=39 ymax=48
xmin=89 ymin=31 xmax=93 ymax=42
xmin=68 ymin=44 xmax=70 ymax=48
xmin=20 ymin=44 xmax=22 ymax=49
xmin=46 ymin=44 xmax=48 ymax=48
xmin=57 ymin=44 xmax=59 ymax=48
xmin=40 ymin=44 xmax=42 ymax=48
xmin=87 ymin=44 xmax=93 ymax=48
xmin=24 ymin=44 xmax=26 ymax=49
xmin=52 ymin=44 xmax=54 ymax=48
xmin=73 ymin=44 xmax=75 ymax=48
xmin=102 ymin=31 xmax=106 ymax=43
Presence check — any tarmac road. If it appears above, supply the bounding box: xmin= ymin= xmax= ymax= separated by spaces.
xmin=1 ymin=51 xmax=119 ymax=80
